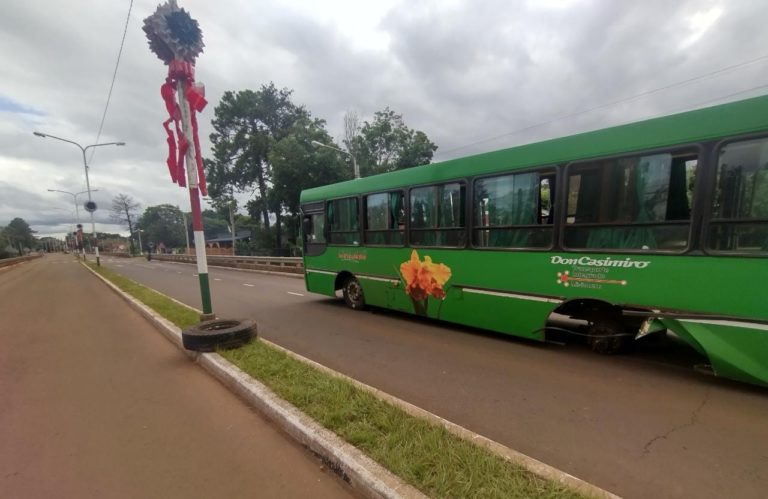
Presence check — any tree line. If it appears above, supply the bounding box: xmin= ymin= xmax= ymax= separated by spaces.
xmin=204 ymin=82 xmax=437 ymax=254
xmin=113 ymin=83 xmax=439 ymax=255
xmin=3 ymin=82 xmax=437 ymax=258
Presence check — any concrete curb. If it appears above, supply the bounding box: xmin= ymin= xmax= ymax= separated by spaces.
xmin=83 ymin=263 xmax=425 ymax=499
xmin=84 ymin=262 xmax=621 ymax=499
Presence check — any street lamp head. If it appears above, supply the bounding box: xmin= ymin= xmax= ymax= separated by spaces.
xmin=33 ymin=131 xmax=47 ymax=138
xmin=310 ymin=140 xmax=323 ymax=147
xmin=116 ymin=142 xmax=126 ymax=146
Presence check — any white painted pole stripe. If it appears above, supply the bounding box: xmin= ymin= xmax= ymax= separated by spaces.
xmin=193 ymin=231 xmax=208 ymax=274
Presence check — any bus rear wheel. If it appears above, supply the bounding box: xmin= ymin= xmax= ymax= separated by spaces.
xmin=587 ymin=318 xmax=628 ymax=355
xmin=342 ymin=276 xmax=365 ymax=310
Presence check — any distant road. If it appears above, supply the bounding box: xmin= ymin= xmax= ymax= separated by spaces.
xmin=104 ymin=257 xmax=768 ymax=499
xmin=0 ymin=254 xmax=356 ymax=498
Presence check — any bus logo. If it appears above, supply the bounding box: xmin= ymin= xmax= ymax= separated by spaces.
xmin=551 ymin=255 xmax=648 ymax=289
xmin=550 ymin=255 xmax=651 ymax=269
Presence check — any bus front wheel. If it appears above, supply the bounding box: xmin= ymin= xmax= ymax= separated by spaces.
xmin=587 ymin=318 xmax=628 ymax=355
xmin=342 ymin=276 xmax=366 ymax=310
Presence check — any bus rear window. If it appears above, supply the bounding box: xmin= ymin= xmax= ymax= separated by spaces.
xmin=564 ymin=150 xmax=697 ymax=251
xmin=707 ymin=137 xmax=768 ymax=254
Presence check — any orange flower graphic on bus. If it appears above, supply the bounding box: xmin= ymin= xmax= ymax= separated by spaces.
xmin=399 ymin=250 xmax=452 ymax=315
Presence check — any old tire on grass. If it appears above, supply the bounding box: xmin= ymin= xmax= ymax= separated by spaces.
xmin=182 ymin=318 xmax=256 ymax=352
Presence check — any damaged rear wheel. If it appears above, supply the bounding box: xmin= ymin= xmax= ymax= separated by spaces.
xmin=587 ymin=318 xmax=628 ymax=355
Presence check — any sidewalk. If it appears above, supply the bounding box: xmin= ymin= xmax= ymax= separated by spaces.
xmin=0 ymin=254 xmax=357 ymax=498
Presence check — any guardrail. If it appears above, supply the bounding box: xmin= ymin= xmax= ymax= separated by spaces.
xmin=150 ymin=253 xmax=304 ymax=274
xmin=0 ymin=254 xmax=43 ymax=269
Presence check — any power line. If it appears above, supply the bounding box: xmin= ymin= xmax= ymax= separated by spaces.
xmin=441 ymin=53 xmax=768 ymax=157
xmin=89 ymin=0 xmax=134 ymax=165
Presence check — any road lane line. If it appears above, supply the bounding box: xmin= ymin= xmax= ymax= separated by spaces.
xmin=243 ymin=283 xmax=255 ymax=287
xmin=287 ymin=292 xmax=304 ymax=297
xmin=214 ymin=278 xmax=222 ymax=281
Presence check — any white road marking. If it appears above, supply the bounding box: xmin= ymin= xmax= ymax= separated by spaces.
xmin=214 ymin=278 xmax=222 ymax=281
xmin=243 ymin=283 xmax=255 ymax=287
xmin=287 ymin=292 xmax=304 ymax=297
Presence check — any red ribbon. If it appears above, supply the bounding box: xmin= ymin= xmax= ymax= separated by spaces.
xmin=160 ymin=59 xmax=208 ymax=195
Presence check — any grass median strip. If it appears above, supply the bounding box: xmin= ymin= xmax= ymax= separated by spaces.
xmin=88 ymin=262 xmax=585 ymax=499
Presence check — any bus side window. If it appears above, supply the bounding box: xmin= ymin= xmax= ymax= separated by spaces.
xmin=410 ymin=183 xmax=465 ymax=247
xmin=472 ymin=170 xmax=553 ymax=249
xmin=304 ymin=213 xmax=325 ymax=244
xmin=364 ymin=191 xmax=405 ymax=246
xmin=328 ymin=197 xmax=360 ymax=245
xmin=540 ymin=174 xmax=556 ymax=225
xmin=707 ymin=137 xmax=768 ymax=253
xmin=564 ymin=150 xmax=697 ymax=251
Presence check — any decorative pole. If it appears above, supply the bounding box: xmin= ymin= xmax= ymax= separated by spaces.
xmin=144 ymin=0 xmax=213 ymax=319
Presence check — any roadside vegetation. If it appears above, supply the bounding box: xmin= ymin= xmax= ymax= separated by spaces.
xmin=87 ymin=262 xmax=585 ymax=499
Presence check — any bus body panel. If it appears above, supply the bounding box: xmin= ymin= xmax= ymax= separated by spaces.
xmin=664 ymin=319 xmax=768 ymax=386
xmin=300 ymin=95 xmax=768 ymax=387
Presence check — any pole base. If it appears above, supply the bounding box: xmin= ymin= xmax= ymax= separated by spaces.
xmin=199 ymin=313 xmax=216 ymax=322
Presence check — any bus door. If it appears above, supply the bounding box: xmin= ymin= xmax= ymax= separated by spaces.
xmin=301 ymin=202 xmax=327 ymax=257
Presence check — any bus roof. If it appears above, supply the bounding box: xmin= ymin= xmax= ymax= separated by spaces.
xmin=301 ymin=93 xmax=768 ymax=203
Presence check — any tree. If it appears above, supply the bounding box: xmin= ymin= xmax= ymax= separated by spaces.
xmin=267 ymin=117 xmax=352 ymax=250
xmin=0 ymin=227 xmax=11 ymax=258
xmin=110 ymin=194 xmax=140 ymax=254
xmin=347 ymin=107 xmax=438 ymax=177
xmin=138 ymin=205 xmax=186 ymax=249
xmin=2 ymin=218 xmax=36 ymax=256
xmin=202 ymin=209 xmax=229 ymax=240
xmin=271 ymin=117 xmax=352 ymax=218
xmin=343 ymin=109 xmax=361 ymax=177
xmin=206 ymin=83 xmax=309 ymax=231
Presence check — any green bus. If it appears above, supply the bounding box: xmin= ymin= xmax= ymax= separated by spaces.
xmin=300 ymin=95 xmax=768 ymax=388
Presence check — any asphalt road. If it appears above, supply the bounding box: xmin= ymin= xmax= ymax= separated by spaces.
xmin=105 ymin=257 xmax=768 ymax=499
xmin=0 ymin=254 xmax=357 ymax=499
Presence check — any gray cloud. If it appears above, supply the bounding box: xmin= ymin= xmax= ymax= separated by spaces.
xmin=2 ymin=0 xmax=767 ymax=238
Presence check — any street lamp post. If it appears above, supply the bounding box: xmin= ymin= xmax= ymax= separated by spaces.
xmin=47 ymin=188 xmax=99 ymax=260
xmin=132 ymin=228 xmax=144 ymax=255
xmin=35 ymin=132 xmax=124 ymax=266
xmin=311 ymin=140 xmax=360 ymax=179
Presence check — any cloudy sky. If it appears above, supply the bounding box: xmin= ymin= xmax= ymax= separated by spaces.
xmin=1 ymin=0 xmax=766 ymax=239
